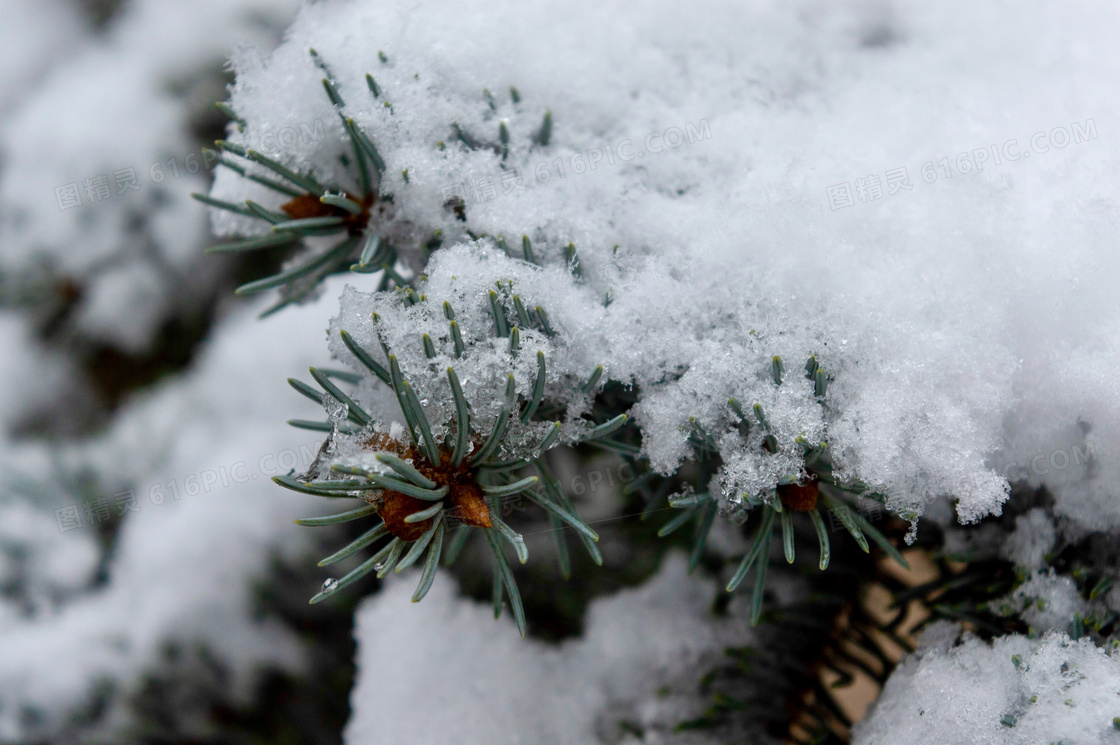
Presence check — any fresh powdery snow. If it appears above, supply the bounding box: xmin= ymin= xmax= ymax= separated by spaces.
xmin=197 ymin=0 xmax=1120 ymax=740
xmin=212 ymin=0 xmax=1120 ymax=532
xmin=853 ymin=622 xmax=1120 ymax=745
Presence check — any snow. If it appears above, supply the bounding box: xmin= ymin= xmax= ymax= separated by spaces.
xmin=0 ymin=312 xmax=77 ymax=434
xmin=0 ymin=0 xmax=84 ymax=114
xmin=993 ymin=571 xmax=1089 ymax=636
xmin=345 ymin=554 xmax=755 ymax=745
xmin=0 ymin=279 xmax=349 ymax=740
xmin=0 ymin=313 xmax=99 ymax=634
xmin=72 ymin=260 xmax=176 ymax=354
xmin=323 ymin=242 xmax=610 ymax=463
xmin=0 ymin=0 xmax=1119 ymax=741
xmin=1001 ymin=508 xmax=1058 ymax=572
xmin=854 ymin=623 xmax=1120 ymax=745
xmin=212 ymin=0 xmax=1120 ymax=535
xmin=0 ymin=0 xmax=300 ymax=351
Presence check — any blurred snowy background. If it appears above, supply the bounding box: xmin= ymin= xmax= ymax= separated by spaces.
xmin=0 ymin=1 xmax=1118 ymax=744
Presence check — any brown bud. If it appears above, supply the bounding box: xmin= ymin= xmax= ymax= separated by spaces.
xmin=777 ymin=479 xmax=819 ymax=512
